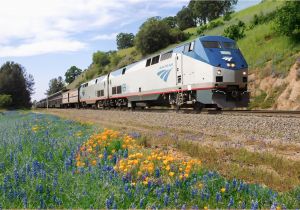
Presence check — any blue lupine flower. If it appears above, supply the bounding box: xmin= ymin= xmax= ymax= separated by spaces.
xmin=228 ymin=196 xmax=234 ymax=208
xmin=166 ymin=184 xmax=171 ymax=194
xmin=164 ymin=194 xmax=169 ymax=206
xmin=251 ymin=200 xmax=259 ymax=210
xmin=139 ymin=197 xmax=145 ymax=208
xmin=216 ymin=192 xmax=222 ymax=203
xmin=155 ymin=168 xmax=160 ymax=178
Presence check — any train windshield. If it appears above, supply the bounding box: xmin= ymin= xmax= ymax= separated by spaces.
xmin=222 ymin=42 xmax=238 ymax=49
xmin=202 ymin=41 xmax=221 ymax=49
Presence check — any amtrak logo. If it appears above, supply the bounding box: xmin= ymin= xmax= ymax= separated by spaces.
xmin=157 ymin=69 xmax=171 ymax=82
xmin=222 ymin=56 xmax=233 ymax=62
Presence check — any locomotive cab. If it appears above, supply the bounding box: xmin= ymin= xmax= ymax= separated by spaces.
xmin=193 ymin=36 xmax=249 ymax=108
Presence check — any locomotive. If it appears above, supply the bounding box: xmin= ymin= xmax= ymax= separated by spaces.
xmin=37 ymin=35 xmax=249 ymax=111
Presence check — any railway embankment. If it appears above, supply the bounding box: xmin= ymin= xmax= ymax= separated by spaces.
xmin=39 ymin=108 xmax=300 ymax=191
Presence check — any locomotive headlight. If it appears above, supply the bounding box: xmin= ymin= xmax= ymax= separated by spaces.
xmin=230 ymin=63 xmax=236 ymax=68
xmin=227 ymin=63 xmax=231 ymax=67
xmin=243 ymin=71 xmax=247 ymax=76
xmin=217 ymin=69 xmax=222 ymax=75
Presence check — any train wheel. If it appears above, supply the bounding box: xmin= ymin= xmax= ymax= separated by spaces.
xmin=193 ymin=102 xmax=204 ymax=113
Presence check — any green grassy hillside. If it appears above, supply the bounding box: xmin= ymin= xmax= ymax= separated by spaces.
xmin=68 ymin=0 xmax=299 ymax=91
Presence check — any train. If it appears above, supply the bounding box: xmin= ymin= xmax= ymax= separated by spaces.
xmin=36 ymin=35 xmax=249 ymax=111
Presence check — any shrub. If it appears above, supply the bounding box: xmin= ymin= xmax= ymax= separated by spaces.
xmin=169 ymin=28 xmax=189 ymax=43
xmin=273 ymin=1 xmax=300 ymax=39
xmin=196 ymin=25 xmax=207 ymax=35
xmin=207 ymin=20 xmax=224 ymax=30
xmin=223 ymin=12 xmax=232 ymax=21
xmin=0 ymin=94 xmax=12 ymax=108
xmin=223 ymin=20 xmax=246 ymax=40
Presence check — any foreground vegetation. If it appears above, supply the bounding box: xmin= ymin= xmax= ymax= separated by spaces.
xmin=0 ymin=112 xmax=299 ymax=208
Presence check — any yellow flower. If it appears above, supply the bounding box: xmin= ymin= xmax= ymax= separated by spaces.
xmin=91 ymin=160 xmax=97 ymax=166
xmin=138 ymin=171 xmax=143 ymax=176
xmin=169 ymin=172 xmax=175 ymax=177
xmin=198 ymin=183 xmax=203 ymax=189
xmin=131 ymin=182 xmax=136 ymax=186
xmin=98 ymin=154 xmax=103 ymax=159
xmin=204 ymin=206 xmax=208 ymax=210
xmin=143 ymin=180 xmax=148 ymax=185
xmin=184 ymin=173 xmax=189 ymax=178
xmin=165 ymin=165 xmax=171 ymax=171
xmin=220 ymin=188 xmax=226 ymax=193
xmin=112 ymin=149 xmax=116 ymax=153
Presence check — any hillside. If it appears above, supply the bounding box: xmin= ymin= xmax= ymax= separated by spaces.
xmin=67 ymin=0 xmax=300 ymax=110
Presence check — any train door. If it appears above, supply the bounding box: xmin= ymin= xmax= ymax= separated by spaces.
xmin=175 ymin=53 xmax=183 ymax=86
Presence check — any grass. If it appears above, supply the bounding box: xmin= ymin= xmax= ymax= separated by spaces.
xmin=0 ymin=111 xmax=300 ymax=208
xmin=249 ymin=82 xmax=288 ymax=109
xmin=137 ymin=136 xmax=300 ymax=193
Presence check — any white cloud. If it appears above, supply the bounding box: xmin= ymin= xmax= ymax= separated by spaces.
xmin=0 ymin=40 xmax=86 ymax=57
xmin=92 ymin=33 xmax=118 ymax=41
xmin=0 ymin=0 xmax=187 ymax=57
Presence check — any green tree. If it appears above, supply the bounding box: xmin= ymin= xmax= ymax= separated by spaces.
xmin=46 ymin=76 xmax=65 ymax=96
xmin=274 ymin=1 xmax=300 ymax=39
xmin=169 ymin=28 xmax=189 ymax=43
xmin=65 ymin=66 xmax=82 ymax=84
xmin=116 ymin=33 xmax=135 ymax=50
xmin=223 ymin=20 xmax=246 ymax=40
xmin=176 ymin=6 xmax=196 ymax=30
xmin=135 ymin=17 xmax=171 ymax=55
xmin=0 ymin=62 xmax=34 ymax=108
xmin=188 ymin=0 xmax=237 ymax=25
xmin=0 ymin=94 xmax=12 ymax=108
xmin=162 ymin=16 xmax=177 ymax=28
xmin=92 ymin=51 xmax=110 ymax=67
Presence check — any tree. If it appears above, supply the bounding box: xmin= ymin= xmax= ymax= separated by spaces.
xmin=0 ymin=61 xmax=34 ymax=108
xmin=176 ymin=6 xmax=196 ymax=30
xmin=116 ymin=33 xmax=135 ymax=50
xmin=274 ymin=1 xmax=300 ymax=39
xmin=135 ymin=17 xmax=171 ymax=55
xmin=92 ymin=51 xmax=110 ymax=67
xmin=223 ymin=20 xmax=246 ymax=40
xmin=188 ymin=0 xmax=238 ymax=25
xmin=0 ymin=95 xmax=12 ymax=108
xmin=65 ymin=66 xmax=82 ymax=84
xmin=162 ymin=16 xmax=177 ymax=28
xmin=46 ymin=76 xmax=65 ymax=96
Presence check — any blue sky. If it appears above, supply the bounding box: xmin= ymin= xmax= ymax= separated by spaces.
xmin=0 ymin=0 xmax=260 ymax=101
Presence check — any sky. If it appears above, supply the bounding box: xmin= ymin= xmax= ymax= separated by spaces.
xmin=0 ymin=0 xmax=261 ymax=101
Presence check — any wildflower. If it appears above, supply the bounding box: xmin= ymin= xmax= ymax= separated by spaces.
xmin=169 ymin=172 xmax=175 ymax=177
xmin=204 ymin=206 xmax=208 ymax=210
xmin=165 ymin=165 xmax=171 ymax=171
xmin=220 ymin=187 xmax=226 ymax=193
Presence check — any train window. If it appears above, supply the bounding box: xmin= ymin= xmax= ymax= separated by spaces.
xmin=189 ymin=41 xmax=195 ymax=51
xmin=160 ymin=51 xmax=173 ymax=61
xmin=151 ymin=55 xmax=160 ymax=65
xmin=97 ymin=90 xmax=104 ymax=97
xmin=122 ymin=68 xmax=126 ymax=75
xmin=112 ymin=87 xmax=116 ymax=95
xmin=223 ymin=42 xmax=238 ymax=49
xmin=117 ymin=86 xmax=122 ymax=94
xmin=146 ymin=58 xmax=151 ymax=67
xmin=95 ymin=79 xmax=98 ymax=84
xmin=202 ymin=41 xmax=221 ymax=49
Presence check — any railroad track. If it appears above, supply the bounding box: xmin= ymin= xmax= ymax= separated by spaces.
xmin=43 ymin=107 xmax=300 ymax=118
